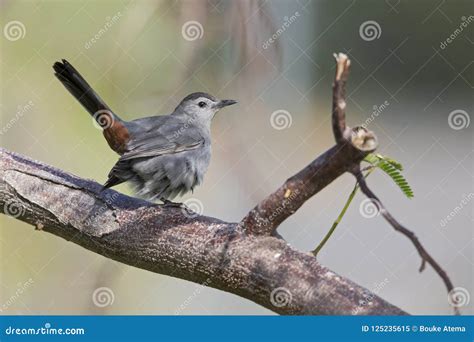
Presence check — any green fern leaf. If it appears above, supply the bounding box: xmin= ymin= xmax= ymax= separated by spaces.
xmin=364 ymin=153 xmax=414 ymax=199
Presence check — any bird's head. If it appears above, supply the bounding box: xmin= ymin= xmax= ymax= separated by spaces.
xmin=175 ymin=92 xmax=237 ymax=121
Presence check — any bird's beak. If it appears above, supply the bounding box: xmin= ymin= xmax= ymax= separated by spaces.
xmin=215 ymin=99 xmax=238 ymax=109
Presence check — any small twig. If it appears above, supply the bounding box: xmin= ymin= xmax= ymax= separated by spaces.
xmin=312 ymin=182 xmax=359 ymax=257
xmin=312 ymin=169 xmax=374 ymax=257
xmin=361 ymin=165 xmax=375 ymax=172
xmin=352 ymin=166 xmax=459 ymax=315
xmin=332 ymin=53 xmax=351 ymax=143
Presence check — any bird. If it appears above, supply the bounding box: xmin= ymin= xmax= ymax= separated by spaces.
xmin=53 ymin=59 xmax=237 ymax=204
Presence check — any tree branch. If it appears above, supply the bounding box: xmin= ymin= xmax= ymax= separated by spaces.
xmin=240 ymin=52 xmax=457 ymax=314
xmin=1 ymin=52 xmax=452 ymax=315
xmin=352 ymin=166 xmax=460 ymax=315
xmin=241 ymin=53 xmax=377 ymax=236
xmin=332 ymin=52 xmax=351 ymax=143
xmin=0 ymin=148 xmax=406 ymax=315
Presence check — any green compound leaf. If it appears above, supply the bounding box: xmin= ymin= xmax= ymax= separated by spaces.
xmin=364 ymin=153 xmax=414 ymax=199
xmin=313 ymin=153 xmax=414 ymax=257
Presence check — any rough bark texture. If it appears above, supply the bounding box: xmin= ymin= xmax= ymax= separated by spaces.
xmin=0 ymin=53 xmax=424 ymax=315
xmin=0 ymin=148 xmax=406 ymax=315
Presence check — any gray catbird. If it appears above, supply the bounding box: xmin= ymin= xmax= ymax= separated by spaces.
xmin=53 ymin=59 xmax=236 ymax=203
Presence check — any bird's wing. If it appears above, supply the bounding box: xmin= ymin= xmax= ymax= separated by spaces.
xmin=120 ymin=116 xmax=205 ymax=161
xmin=120 ymin=138 xmax=204 ymax=160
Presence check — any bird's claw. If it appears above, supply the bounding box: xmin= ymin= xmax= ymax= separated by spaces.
xmin=161 ymin=198 xmax=184 ymax=208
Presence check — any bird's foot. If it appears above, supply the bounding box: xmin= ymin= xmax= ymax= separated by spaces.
xmin=160 ymin=199 xmax=199 ymax=217
xmin=160 ymin=198 xmax=184 ymax=208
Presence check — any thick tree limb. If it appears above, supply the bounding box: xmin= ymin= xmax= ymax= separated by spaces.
xmin=0 ymin=53 xmax=453 ymax=315
xmin=0 ymin=149 xmax=406 ymax=315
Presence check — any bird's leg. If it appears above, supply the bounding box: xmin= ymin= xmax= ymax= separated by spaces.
xmin=160 ymin=198 xmax=184 ymax=208
xmin=160 ymin=198 xmax=197 ymax=216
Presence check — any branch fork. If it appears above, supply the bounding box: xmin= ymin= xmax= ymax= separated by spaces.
xmin=0 ymin=53 xmax=456 ymax=315
xmin=241 ymin=53 xmax=378 ymax=236
xmin=240 ymin=52 xmax=457 ymax=314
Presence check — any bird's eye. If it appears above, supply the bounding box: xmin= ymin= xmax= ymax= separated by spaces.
xmin=198 ymin=101 xmax=207 ymax=108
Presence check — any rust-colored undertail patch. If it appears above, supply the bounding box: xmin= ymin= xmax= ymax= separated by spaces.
xmin=103 ymin=120 xmax=130 ymax=154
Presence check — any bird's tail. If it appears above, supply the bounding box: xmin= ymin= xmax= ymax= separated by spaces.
xmin=53 ymin=59 xmax=120 ymax=123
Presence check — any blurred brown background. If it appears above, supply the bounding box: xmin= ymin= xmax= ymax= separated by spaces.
xmin=1 ymin=0 xmax=472 ymax=315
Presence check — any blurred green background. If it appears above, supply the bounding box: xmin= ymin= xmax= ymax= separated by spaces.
xmin=1 ymin=0 xmax=472 ymax=315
